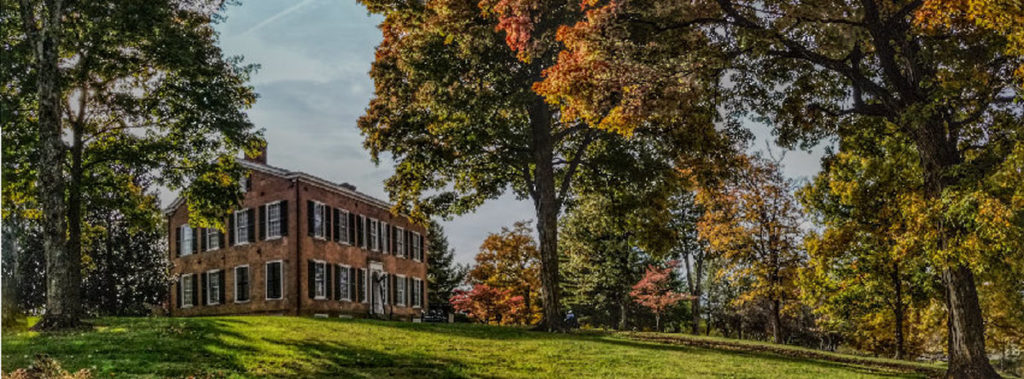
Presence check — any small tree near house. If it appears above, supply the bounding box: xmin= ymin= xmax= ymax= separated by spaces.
xmin=631 ymin=261 xmax=691 ymax=332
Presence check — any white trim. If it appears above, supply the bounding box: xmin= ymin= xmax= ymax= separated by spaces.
xmin=337 ymin=264 xmax=352 ymax=301
xmin=165 ymin=160 xmax=407 ymax=216
xmin=396 ymin=274 xmax=407 ymax=307
xmin=369 ymin=218 xmax=379 ymax=252
xmin=265 ymin=260 xmax=284 ymax=301
xmin=181 ymin=224 xmax=194 ymax=256
xmin=181 ymin=273 xmax=194 ymax=309
xmin=206 ymin=228 xmax=221 ymax=251
xmin=338 ymin=209 xmax=351 ymax=245
xmin=234 ymin=209 xmax=251 ymax=246
xmin=413 ymin=277 xmax=423 ymax=309
xmin=206 ymin=269 xmax=221 ymax=305
xmin=313 ymin=201 xmax=327 ymax=240
xmin=396 ymin=226 xmax=405 ymax=258
xmin=412 ymin=232 xmax=421 ymax=262
xmin=265 ymin=200 xmax=283 ymax=240
xmin=313 ymin=259 xmax=327 ymax=300
xmin=234 ymin=265 xmax=250 ymax=303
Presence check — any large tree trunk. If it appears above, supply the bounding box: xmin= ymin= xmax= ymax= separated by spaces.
xmin=892 ymin=262 xmax=905 ymax=360
xmin=769 ymin=298 xmax=783 ymax=344
xmin=529 ymin=97 xmax=563 ymax=331
xmin=27 ymin=0 xmax=81 ymax=331
xmin=618 ymin=295 xmax=628 ymax=330
xmin=914 ymin=124 xmax=999 ymax=378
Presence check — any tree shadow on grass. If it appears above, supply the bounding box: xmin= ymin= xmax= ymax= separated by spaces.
xmin=256 ymin=337 xmax=476 ymax=378
xmin=593 ymin=336 xmax=927 ymax=378
xmin=362 ymin=319 xmax=926 ymax=378
xmin=1 ymin=317 xmax=258 ymax=377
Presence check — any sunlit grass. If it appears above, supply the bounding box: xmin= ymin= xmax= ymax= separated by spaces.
xmin=3 ymin=316 xmax=932 ymax=378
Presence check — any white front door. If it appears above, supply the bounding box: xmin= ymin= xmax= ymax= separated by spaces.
xmin=369 ymin=262 xmax=384 ymax=315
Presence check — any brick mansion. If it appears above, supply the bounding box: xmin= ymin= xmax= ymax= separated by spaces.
xmin=165 ymin=148 xmax=427 ymax=319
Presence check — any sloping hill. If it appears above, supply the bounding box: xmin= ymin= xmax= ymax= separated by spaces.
xmin=2 ymin=316 xmax=934 ymax=378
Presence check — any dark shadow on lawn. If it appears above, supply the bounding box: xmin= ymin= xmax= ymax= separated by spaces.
xmin=354 ymin=319 xmax=925 ymax=378
xmin=258 ymin=337 xmax=479 ymax=378
xmin=1 ymin=317 xmax=258 ymax=377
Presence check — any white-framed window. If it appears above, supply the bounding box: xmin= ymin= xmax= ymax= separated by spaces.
xmin=338 ymin=209 xmax=350 ymax=244
xmin=207 ymin=270 xmax=221 ymax=305
xmin=413 ymin=278 xmax=422 ymax=308
xmin=412 ymin=232 xmax=421 ymax=261
xmin=267 ymin=201 xmax=283 ymax=239
xmin=266 ymin=260 xmax=283 ymax=300
xmin=313 ymin=202 xmax=326 ymax=239
xmin=235 ymin=265 xmax=250 ymax=303
xmin=181 ymin=274 xmax=194 ymax=308
xmin=338 ymin=264 xmax=351 ymax=301
xmin=381 ymin=222 xmax=389 ymax=253
xmin=207 ymin=228 xmax=220 ymax=250
xmin=360 ymin=268 xmax=368 ymax=303
xmin=313 ymin=260 xmax=327 ymax=299
xmin=396 ymin=274 xmax=406 ymax=306
xmin=235 ymin=209 xmax=250 ymax=245
xmin=369 ymin=219 xmax=379 ymax=251
xmin=396 ymin=227 xmax=405 ymax=258
xmin=181 ymin=224 xmax=194 ymax=256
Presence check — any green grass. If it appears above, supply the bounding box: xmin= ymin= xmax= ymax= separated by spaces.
xmin=3 ymin=316 xmax=934 ymax=378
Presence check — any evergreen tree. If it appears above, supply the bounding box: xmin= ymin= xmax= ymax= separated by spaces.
xmin=427 ymin=220 xmax=467 ymax=307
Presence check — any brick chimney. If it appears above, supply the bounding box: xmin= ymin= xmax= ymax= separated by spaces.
xmin=245 ymin=143 xmax=267 ymax=164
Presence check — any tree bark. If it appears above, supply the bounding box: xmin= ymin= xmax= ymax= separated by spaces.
xmin=618 ymin=295 xmax=628 ymax=330
xmin=913 ymin=123 xmax=999 ymax=378
xmin=26 ymin=0 xmax=81 ymax=331
xmin=892 ymin=262 xmax=905 ymax=360
xmin=770 ymin=298 xmax=783 ymax=344
xmin=528 ymin=96 xmax=563 ymax=331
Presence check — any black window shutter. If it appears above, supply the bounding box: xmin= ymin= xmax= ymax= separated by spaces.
xmin=307 ymin=201 xmax=315 ymax=237
xmin=390 ymin=226 xmax=396 ymax=254
xmin=192 ymin=227 xmax=199 ymax=253
xmin=379 ymin=222 xmax=385 ymax=251
xmin=176 ymin=279 xmax=182 ymax=308
xmin=218 ymin=228 xmax=226 ymax=248
xmin=191 ymin=275 xmax=199 ymax=306
xmin=365 ymin=218 xmax=371 ymax=249
xmin=247 ymin=209 xmax=256 ymax=243
xmin=228 ymin=215 xmax=235 ymax=246
xmin=199 ymin=229 xmax=207 ymax=252
xmin=308 ymin=260 xmax=315 ymax=299
xmin=279 ymin=201 xmax=289 ymax=236
xmin=407 ymin=277 xmax=413 ymax=306
xmin=175 ymin=226 xmax=181 ymax=257
xmin=358 ymin=215 xmax=365 ymax=247
xmin=348 ymin=213 xmax=356 ymax=243
xmin=391 ymin=275 xmax=397 ymax=305
xmin=259 ymin=205 xmax=267 ymax=240
xmin=349 ymin=267 xmax=356 ymax=301
xmin=326 ymin=207 xmax=333 ymax=240
xmin=404 ymin=230 xmax=411 ymax=257
xmin=419 ymin=234 xmax=425 ymax=261
xmin=384 ymin=224 xmax=390 ymax=254
xmin=201 ymin=272 xmax=208 ymax=306
xmin=356 ymin=269 xmax=364 ymax=302
xmin=326 ymin=264 xmax=334 ymax=300
xmin=219 ymin=270 xmax=226 ymax=304
xmin=245 ymin=172 xmax=252 ymax=192
xmin=333 ymin=209 xmax=340 ymax=242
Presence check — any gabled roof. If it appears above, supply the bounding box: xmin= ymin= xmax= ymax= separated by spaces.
xmin=163 ymin=160 xmax=394 ymax=215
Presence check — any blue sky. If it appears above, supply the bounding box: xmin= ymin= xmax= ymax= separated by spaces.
xmin=203 ymin=0 xmax=826 ymax=264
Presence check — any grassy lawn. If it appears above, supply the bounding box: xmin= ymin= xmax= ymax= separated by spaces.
xmin=3 ymin=316 xmax=934 ymax=378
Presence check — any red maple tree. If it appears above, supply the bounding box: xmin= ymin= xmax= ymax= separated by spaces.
xmin=631 ymin=261 xmax=691 ymax=331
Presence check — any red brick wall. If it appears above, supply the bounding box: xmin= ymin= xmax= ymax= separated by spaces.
xmin=167 ymin=166 xmax=428 ymax=319
xmin=295 ymin=179 xmax=428 ymax=319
